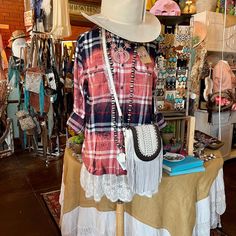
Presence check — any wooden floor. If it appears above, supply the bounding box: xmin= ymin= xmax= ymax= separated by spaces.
xmin=0 ymin=151 xmax=62 ymax=236
xmin=0 ymin=149 xmax=235 ymax=235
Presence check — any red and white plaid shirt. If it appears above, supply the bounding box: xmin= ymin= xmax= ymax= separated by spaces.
xmin=67 ymin=28 xmax=165 ymax=176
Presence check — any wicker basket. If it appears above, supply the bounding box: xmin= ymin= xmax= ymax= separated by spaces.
xmin=196 ymin=0 xmax=217 ymax=13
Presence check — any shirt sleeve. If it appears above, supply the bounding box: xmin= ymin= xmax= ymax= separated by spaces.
xmin=67 ymin=40 xmax=86 ymax=133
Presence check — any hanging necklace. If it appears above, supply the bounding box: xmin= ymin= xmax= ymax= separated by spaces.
xmin=105 ymin=32 xmax=138 ymax=151
xmin=106 ymin=31 xmax=132 ymax=64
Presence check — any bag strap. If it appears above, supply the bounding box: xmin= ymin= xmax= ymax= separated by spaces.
xmin=19 ymin=46 xmax=26 ymax=72
xmin=102 ymin=28 xmax=123 ymax=118
xmin=29 ymin=35 xmax=40 ymax=68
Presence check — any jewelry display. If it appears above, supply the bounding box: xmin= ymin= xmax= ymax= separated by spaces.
xmin=174 ymin=97 xmax=185 ymax=111
xmin=156 ymin=100 xmax=164 ymax=110
xmin=157 ymin=55 xmax=167 ymax=69
xmin=154 ymin=23 xmax=192 ymax=113
xmin=176 ymin=68 xmax=188 ymax=89
xmin=163 ymin=33 xmax=175 ymax=46
xmin=158 ymin=69 xmax=167 ymax=80
xmin=165 ymin=91 xmax=176 ymax=102
xmin=156 ymin=88 xmax=165 ymax=96
xmin=174 ymin=25 xmax=191 ymax=47
xmin=166 ymin=76 xmax=176 ymax=90
xmin=176 ymin=87 xmax=186 ymax=97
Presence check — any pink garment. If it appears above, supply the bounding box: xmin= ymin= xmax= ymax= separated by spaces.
xmin=213 ymin=60 xmax=236 ymax=93
xmin=150 ymin=0 xmax=181 ymax=16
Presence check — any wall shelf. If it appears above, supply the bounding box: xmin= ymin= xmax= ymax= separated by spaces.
xmin=156 ymin=14 xmax=192 ymax=25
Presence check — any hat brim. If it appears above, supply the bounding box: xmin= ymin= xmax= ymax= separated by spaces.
xmin=8 ymin=34 xmax=26 ymax=43
xmin=81 ymin=11 xmax=161 ymax=43
xmin=193 ymin=21 xmax=207 ymax=48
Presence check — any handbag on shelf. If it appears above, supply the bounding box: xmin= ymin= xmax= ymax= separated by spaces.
xmin=16 ymin=110 xmax=36 ymax=131
xmin=102 ymin=28 xmax=163 ymax=196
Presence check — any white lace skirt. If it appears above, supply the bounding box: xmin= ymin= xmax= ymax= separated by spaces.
xmin=80 ymin=164 xmax=134 ymax=202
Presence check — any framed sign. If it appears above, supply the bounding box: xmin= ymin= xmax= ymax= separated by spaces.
xmin=69 ymin=0 xmax=101 ymax=27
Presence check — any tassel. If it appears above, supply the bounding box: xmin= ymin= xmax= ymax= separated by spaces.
xmin=125 ymin=129 xmax=163 ymax=197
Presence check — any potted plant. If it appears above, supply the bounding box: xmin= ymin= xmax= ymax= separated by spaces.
xmin=161 ymin=123 xmax=176 ymax=145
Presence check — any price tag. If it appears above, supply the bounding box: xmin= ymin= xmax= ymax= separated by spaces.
xmin=117 ymin=153 xmax=126 ymax=170
xmin=137 ymin=46 xmax=152 ymax=64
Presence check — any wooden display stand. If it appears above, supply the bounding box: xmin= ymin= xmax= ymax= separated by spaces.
xmin=164 ymin=115 xmax=196 ymax=155
xmin=116 ymin=200 xmax=124 ymax=236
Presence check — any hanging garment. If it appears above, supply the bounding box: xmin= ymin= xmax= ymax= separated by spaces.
xmin=50 ymin=0 xmax=72 ymax=38
xmin=213 ymin=60 xmax=236 ymax=93
xmin=67 ymin=28 xmax=166 ymax=202
xmin=41 ymin=0 xmax=53 ymax=32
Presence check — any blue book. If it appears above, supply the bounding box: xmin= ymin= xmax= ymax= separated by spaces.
xmin=163 ymin=156 xmax=204 ymax=173
xmin=164 ymin=166 xmax=205 ymax=176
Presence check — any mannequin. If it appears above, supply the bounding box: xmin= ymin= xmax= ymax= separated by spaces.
xmin=7 ymin=30 xmax=26 ymax=138
xmin=67 ymin=0 xmax=166 ymax=203
xmin=12 ymin=37 xmax=26 ymax=59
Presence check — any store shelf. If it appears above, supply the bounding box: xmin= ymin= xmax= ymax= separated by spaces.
xmin=156 ymin=14 xmax=192 ymax=25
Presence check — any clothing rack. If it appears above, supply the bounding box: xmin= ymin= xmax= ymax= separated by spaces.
xmin=31 ymin=31 xmax=53 ymax=39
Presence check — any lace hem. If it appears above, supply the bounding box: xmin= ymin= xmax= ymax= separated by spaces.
xmin=80 ymin=164 xmax=134 ymax=202
xmin=210 ymin=190 xmax=226 ymax=215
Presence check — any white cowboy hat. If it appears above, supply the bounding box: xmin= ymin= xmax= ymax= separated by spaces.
xmin=81 ymin=0 xmax=161 ymax=43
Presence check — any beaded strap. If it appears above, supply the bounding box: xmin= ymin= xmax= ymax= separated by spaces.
xmin=102 ymin=28 xmax=138 ymax=151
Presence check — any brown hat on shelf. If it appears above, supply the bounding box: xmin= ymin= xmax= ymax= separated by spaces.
xmin=8 ymin=30 xmax=26 ymax=42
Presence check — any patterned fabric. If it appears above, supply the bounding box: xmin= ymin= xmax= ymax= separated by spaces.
xmin=67 ymin=28 xmax=165 ymax=176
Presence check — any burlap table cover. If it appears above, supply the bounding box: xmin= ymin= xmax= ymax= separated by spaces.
xmin=61 ymin=148 xmax=223 ymax=236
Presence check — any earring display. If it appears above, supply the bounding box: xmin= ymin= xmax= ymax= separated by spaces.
xmin=165 ymin=91 xmax=177 ymax=102
xmin=176 ymin=67 xmax=188 ymax=89
xmin=157 ymin=56 xmax=167 ymax=70
xmin=156 ymin=100 xmax=165 ymax=110
xmin=174 ymin=97 xmax=185 ymax=111
xmin=155 ymin=24 xmax=191 ymax=113
xmin=174 ymin=25 xmax=191 ymax=47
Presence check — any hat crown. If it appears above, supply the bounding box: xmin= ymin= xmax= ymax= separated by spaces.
xmin=101 ymin=0 xmax=147 ymax=25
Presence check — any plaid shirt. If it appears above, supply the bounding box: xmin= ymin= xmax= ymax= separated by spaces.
xmin=67 ymin=28 xmax=165 ymax=176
